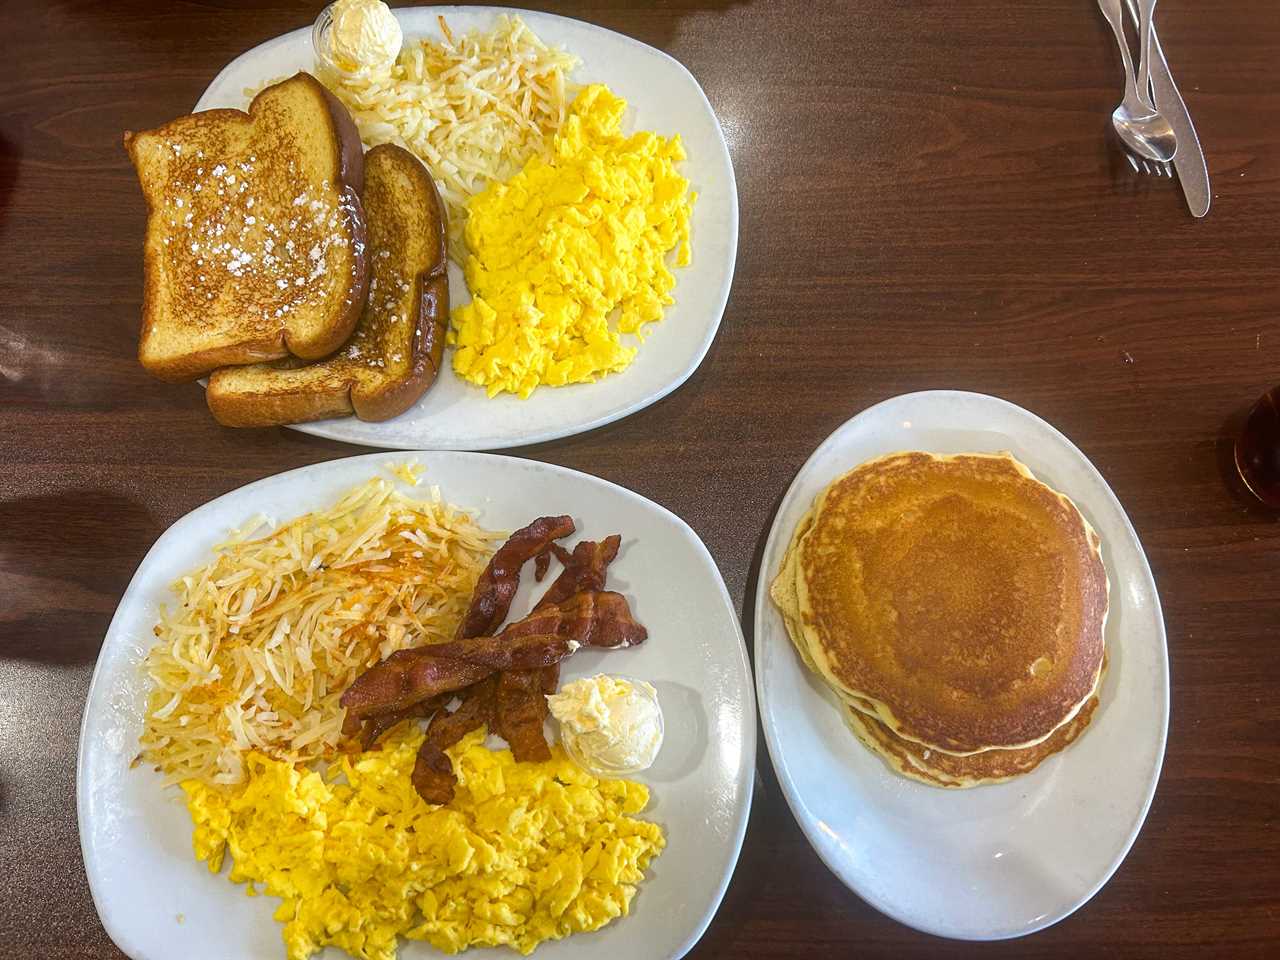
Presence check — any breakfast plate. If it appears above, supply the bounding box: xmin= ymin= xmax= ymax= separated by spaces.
xmin=78 ymin=451 xmax=755 ymax=960
xmin=754 ymin=390 xmax=1169 ymax=939
xmin=193 ymin=6 xmax=738 ymax=450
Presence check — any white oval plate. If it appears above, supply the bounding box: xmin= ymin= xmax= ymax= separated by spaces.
xmin=78 ymin=452 xmax=755 ymax=960
xmin=193 ymin=6 xmax=738 ymax=450
xmin=754 ymin=390 xmax=1169 ymax=940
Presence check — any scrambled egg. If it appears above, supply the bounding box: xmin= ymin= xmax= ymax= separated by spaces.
xmin=449 ymin=84 xmax=694 ymax=398
xmin=182 ymin=728 xmax=664 ymax=959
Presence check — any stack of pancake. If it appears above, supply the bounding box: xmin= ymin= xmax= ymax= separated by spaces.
xmin=771 ymin=451 xmax=1109 ymax=788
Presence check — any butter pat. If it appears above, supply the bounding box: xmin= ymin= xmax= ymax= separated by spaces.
xmin=325 ymin=0 xmax=402 ymax=74
xmin=548 ymin=674 xmax=663 ymax=775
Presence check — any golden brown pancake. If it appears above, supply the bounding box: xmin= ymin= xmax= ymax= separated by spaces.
xmin=771 ymin=510 xmax=817 ymax=671
xmin=786 ymin=451 xmax=1107 ymax=755
xmin=845 ymin=695 xmax=1100 ymax=788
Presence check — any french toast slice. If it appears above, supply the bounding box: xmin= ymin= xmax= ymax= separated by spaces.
xmin=125 ymin=72 xmax=368 ymax=382
xmin=206 ymin=144 xmax=449 ymax=427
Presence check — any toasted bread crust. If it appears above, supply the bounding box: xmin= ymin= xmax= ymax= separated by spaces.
xmin=206 ymin=144 xmax=450 ymax=428
xmin=318 ymin=82 xmax=365 ymax=197
xmin=125 ymin=73 xmax=368 ymax=382
xmin=284 ymin=81 xmax=369 ymax=362
xmin=350 ymin=272 xmax=449 ymax=421
xmin=349 ymin=149 xmax=449 ymax=422
xmin=206 ymin=362 xmax=356 ymax=427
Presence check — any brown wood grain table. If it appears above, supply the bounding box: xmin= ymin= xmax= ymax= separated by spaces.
xmin=2 ymin=0 xmax=1278 ymax=956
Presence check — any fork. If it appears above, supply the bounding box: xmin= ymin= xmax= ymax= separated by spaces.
xmin=1096 ymin=0 xmax=1177 ymax=176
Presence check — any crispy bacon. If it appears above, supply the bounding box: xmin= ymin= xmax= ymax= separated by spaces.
xmin=399 ymin=523 xmax=576 ymax=801
xmin=499 ymin=590 xmax=646 ymax=650
xmin=340 ymin=517 xmax=645 ymax=806
xmin=454 ymin=515 xmax=574 ymax=639
xmin=497 ymin=536 xmax=626 ymax=761
xmin=340 ymin=590 xmax=646 ymax=722
xmin=534 ymin=542 xmax=572 ymax=582
xmin=495 ymin=669 xmax=552 ymax=762
xmin=412 ymin=631 xmax=574 ymax=669
xmin=359 ymin=694 xmax=447 ymax=750
xmin=536 ymin=535 xmax=622 ymax=693
xmin=411 ymin=677 xmax=497 ymax=805
xmin=343 ymin=520 xmax=570 ymax=742
xmin=535 ymin=536 xmax=621 ymax=611
xmin=340 ymin=649 xmax=492 ymax=721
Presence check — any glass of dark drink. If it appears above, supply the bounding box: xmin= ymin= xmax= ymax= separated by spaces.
xmin=1235 ymin=387 xmax=1280 ymax=508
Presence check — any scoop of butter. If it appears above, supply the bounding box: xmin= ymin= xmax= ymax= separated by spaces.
xmin=547 ymin=674 xmax=663 ymax=775
xmin=325 ymin=0 xmax=402 ymax=74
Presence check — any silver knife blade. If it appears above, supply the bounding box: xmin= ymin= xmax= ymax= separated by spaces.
xmin=1125 ymin=0 xmax=1210 ymax=216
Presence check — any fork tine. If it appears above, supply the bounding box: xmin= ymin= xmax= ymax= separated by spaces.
xmin=1123 ymin=152 xmax=1172 ymax=178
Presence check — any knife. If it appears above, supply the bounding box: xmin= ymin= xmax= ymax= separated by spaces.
xmin=1125 ymin=0 xmax=1210 ymax=216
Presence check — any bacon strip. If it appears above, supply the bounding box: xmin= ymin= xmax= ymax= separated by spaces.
xmin=495 ymin=669 xmax=552 ymax=762
xmin=508 ymin=590 xmax=646 ymax=649
xmin=535 ymin=542 xmax=572 ymax=582
xmin=411 ymin=677 xmax=498 ymax=805
xmin=340 ymin=649 xmax=491 ymax=721
xmin=340 ymin=590 xmax=646 ymax=722
xmin=535 ymin=536 xmax=621 ymax=611
xmin=412 ymin=631 xmax=575 ymax=669
xmin=535 ymin=536 xmax=622 ymax=695
xmin=359 ymin=694 xmax=447 ymax=750
xmin=497 ymin=536 xmax=626 ymax=762
xmin=454 ymin=515 xmax=574 ymax=639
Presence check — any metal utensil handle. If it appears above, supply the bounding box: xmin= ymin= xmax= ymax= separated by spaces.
xmin=1098 ymin=0 xmax=1143 ymax=106
xmin=1136 ymin=0 xmax=1158 ymax=109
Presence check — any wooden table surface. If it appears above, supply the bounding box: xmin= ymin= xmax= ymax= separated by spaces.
xmin=3 ymin=0 xmax=1279 ymax=956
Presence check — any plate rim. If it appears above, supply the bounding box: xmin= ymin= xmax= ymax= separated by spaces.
xmin=76 ymin=449 xmax=756 ymax=960
xmin=751 ymin=389 xmax=1171 ymax=940
xmin=193 ymin=5 xmax=740 ymax=451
